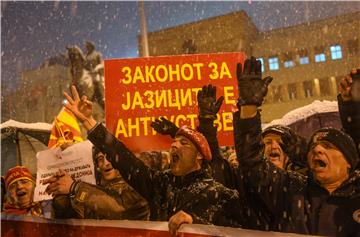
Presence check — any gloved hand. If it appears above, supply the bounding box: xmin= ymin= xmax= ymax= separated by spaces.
xmin=151 ymin=117 xmax=179 ymax=138
xmin=279 ymin=129 xmax=307 ymax=168
xmin=350 ymin=68 xmax=360 ymax=102
xmin=236 ymin=56 xmax=273 ymax=107
xmin=339 ymin=68 xmax=360 ymax=102
xmin=197 ymin=84 xmax=224 ymax=120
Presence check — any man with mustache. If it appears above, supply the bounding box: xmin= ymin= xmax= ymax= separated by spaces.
xmin=60 ymin=86 xmax=245 ymax=235
xmin=233 ymin=57 xmax=360 ymax=236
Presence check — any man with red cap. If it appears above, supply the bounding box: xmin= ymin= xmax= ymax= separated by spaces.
xmin=49 ymin=86 xmax=246 ymax=235
xmin=3 ymin=166 xmax=46 ymax=217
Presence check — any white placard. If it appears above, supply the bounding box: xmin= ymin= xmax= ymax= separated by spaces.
xmin=34 ymin=140 xmax=96 ymax=202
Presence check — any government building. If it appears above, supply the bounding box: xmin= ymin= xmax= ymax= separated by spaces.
xmin=140 ymin=11 xmax=360 ymax=122
xmin=4 ymin=11 xmax=359 ymax=124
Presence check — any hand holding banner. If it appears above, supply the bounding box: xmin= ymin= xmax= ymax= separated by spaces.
xmin=34 ymin=140 xmax=95 ymax=202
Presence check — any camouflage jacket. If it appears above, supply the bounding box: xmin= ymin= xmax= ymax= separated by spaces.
xmin=53 ymin=170 xmax=150 ymax=220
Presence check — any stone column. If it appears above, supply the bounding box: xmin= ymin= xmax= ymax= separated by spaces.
xmin=313 ymin=78 xmax=321 ymax=97
xmin=296 ymin=82 xmax=305 ymax=99
xmin=329 ymin=76 xmax=338 ymax=96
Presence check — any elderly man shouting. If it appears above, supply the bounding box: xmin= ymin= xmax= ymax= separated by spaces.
xmin=58 ymin=86 xmax=246 ymax=235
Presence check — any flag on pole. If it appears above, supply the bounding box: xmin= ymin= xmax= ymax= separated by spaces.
xmin=48 ymin=107 xmax=83 ymax=148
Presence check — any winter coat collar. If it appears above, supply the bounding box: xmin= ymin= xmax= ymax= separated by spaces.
xmin=309 ymin=170 xmax=360 ymax=197
xmin=171 ymin=169 xmax=212 ymax=188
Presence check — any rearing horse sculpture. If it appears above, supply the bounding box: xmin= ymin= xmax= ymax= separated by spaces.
xmin=67 ymin=46 xmax=104 ymax=109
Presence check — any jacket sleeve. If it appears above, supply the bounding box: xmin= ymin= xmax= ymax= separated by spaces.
xmin=52 ymin=195 xmax=80 ymax=219
xmin=233 ymin=111 xmax=306 ymax=214
xmin=87 ymin=123 xmax=159 ymax=202
xmin=69 ymin=181 xmax=149 ymax=220
xmin=197 ymin=117 xmax=236 ymax=189
xmin=338 ymin=94 xmax=360 ymax=157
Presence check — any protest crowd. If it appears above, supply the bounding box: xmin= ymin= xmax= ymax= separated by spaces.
xmin=1 ymin=56 xmax=360 ymax=237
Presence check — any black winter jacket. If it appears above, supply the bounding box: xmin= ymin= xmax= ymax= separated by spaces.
xmin=233 ymin=111 xmax=360 ymax=236
xmin=87 ymin=123 xmax=245 ymax=227
xmin=198 ymin=117 xmax=274 ymax=231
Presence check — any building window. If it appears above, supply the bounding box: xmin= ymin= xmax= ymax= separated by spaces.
xmin=272 ymin=85 xmax=282 ymax=102
xmin=269 ymin=57 xmax=279 ymax=71
xmin=257 ymin=57 xmax=265 ymax=72
xmin=330 ymin=45 xmax=342 ymax=60
xmin=303 ymin=81 xmax=313 ymax=98
xmin=298 ymin=48 xmax=309 ymax=65
xmin=314 ymin=46 xmax=326 ymax=63
xmin=284 ymin=60 xmax=294 ymax=68
xmin=347 ymin=39 xmax=359 ymax=55
xmin=182 ymin=39 xmax=197 ymax=54
xmin=288 ymin=83 xmax=297 ymax=100
xmin=315 ymin=53 xmax=326 ymax=62
xmin=283 ymin=52 xmax=294 ymax=68
xmin=319 ymin=78 xmax=332 ymax=96
xmin=299 ymin=56 xmax=309 ymax=64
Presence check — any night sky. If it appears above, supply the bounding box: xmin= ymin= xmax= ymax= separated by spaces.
xmin=1 ymin=1 xmax=360 ymax=93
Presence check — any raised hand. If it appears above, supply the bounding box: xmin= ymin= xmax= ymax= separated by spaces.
xmin=197 ymin=84 xmax=224 ymax=120
xmin=279 ymin=128 xmax=307 ymax=168
xmin=236 ymin=56 xmax=273 ymax=107
xmin=350 ymin=67 xmax=360 ymax=102
xmin=64 ymin=85 xmax=96 ymax=130
xmin=151 ymin=117 xmax=179 ymax=138
xmin=339 ymin=68 xmax=360 ymax=102
xmin=339 ymin=74 xmax=353 ymax=102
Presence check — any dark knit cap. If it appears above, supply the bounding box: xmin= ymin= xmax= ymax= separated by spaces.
xmin=309 ymin=127 xmax=359 ymax=172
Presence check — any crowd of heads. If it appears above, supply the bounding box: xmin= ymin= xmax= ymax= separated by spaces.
xmin=1 ymin=58 xmax=359 ymax=236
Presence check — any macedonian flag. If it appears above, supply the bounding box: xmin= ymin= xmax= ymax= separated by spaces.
xmin=48 ymin=107 xmax=83 ymax=148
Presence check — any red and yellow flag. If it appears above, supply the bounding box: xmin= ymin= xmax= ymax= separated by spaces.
xmin=48 ymin=107 xmax=83 ymax=148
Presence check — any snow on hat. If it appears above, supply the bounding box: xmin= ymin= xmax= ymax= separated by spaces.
xmin=5 ymin=166 xmax=34 ymax=189
xmin=175 ymin=126 xmax=212 ymax=161
xmin=309 ymin=127 xmax=359 ymax=172
xmin=262 ymin=125 xmax=292 ymax=137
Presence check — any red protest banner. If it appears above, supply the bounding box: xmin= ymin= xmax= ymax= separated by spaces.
xmin=104 ymin=52 xmax=246 ymax=152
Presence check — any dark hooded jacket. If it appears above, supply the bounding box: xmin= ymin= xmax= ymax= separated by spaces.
xmin=233 ymin=111 xmax=360 ymax=236
xmin=87 ymin=123 xmax=245 ymax=227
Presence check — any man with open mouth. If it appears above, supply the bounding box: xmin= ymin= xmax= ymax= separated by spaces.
xmin=60 ymin=86 xmax=246 ymax=235
xmin=261 ymin=125 xmax=307 ymax=174
xmin=3 ymin=166 xmax=46 ymax=217
xmin=46 ymin=147 xmax=150 ymax=221
xmin=234 ymin=57 xmax=360 ymax=236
